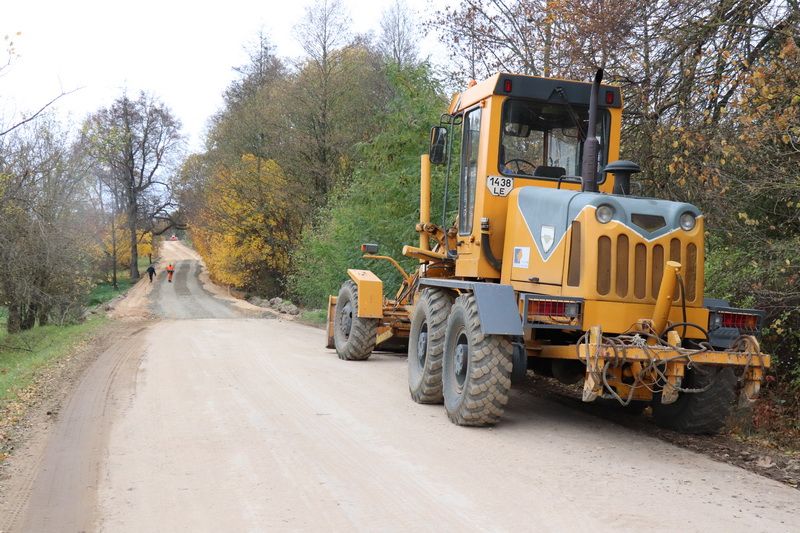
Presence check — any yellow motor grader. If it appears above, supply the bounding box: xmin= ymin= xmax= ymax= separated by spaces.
xmin=326 ymin=70 xmax=769 ymax=433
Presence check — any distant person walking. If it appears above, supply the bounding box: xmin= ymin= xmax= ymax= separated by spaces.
xmin=167 ymin=263 xmax=175 ymax=283
xmin=146 ymin=264 xmax=156 ymax=283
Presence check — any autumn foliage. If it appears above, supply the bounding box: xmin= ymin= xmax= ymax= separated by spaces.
xmin=191 ymin=155 xmax=300 ymax=293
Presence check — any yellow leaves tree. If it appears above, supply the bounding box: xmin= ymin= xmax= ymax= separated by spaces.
xmin=95 ymin=215 xmax=155 ymax=271
xmin=192 ymin=154 xmax=300 ymax=294
xmin=115 ymin=227 xmax=154 ymax=267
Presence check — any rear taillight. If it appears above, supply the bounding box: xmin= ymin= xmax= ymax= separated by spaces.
xmin=708 ymin=308 xmax=762 ymax=333
xmin=521 ymin=295 xmax=583 ymax=329
xmin=528 ymin=300 xmax=580 ymax=318
xmin=719 ymin=312 xmax=759 ymax=330
xmin=526 ymin=297 xmax=581 ymax=319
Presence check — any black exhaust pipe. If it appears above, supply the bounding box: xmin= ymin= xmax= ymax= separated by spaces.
xmin=581 ymin=69 xmax=603 ymax=193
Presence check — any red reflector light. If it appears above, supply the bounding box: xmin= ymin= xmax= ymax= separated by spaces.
xmin=720 ymin=312 xmax=758 ymax=330
xmin=605 ymin=90 xmax=614 ymax=104
xmin=503 ymin=79 xmax=512 ymax=93
xmin=529 ymin=300 xmax=566 ymax=317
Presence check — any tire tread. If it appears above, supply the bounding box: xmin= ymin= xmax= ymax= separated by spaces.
xmin=652 ymin=367 xmax=736 ymax=434
xmin=444 ymin=294 xmax=513 ymax=426
xmin=334 ymin=280 xmax=378 ymax=361
xmin=409 ymin=289 xmax=454 ymax=403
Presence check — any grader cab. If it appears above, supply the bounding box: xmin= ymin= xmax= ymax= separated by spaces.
xmin=327 ymin=70 xmax=769 ymax=433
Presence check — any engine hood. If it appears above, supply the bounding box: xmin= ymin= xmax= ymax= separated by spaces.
xmin=515 ymin=187 xmax=702 ymax=261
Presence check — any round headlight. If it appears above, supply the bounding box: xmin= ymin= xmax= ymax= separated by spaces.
xmin=679 ymin=212 xmax=696 ymax=231
xmin=596 ymin=204 xmax=615 ymax=224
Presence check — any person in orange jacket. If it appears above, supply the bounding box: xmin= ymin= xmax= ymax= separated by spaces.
xmin=166 ymin=263 xmax=175 ymax=283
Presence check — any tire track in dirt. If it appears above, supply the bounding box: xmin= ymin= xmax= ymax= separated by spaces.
xmin=1 ymin=325 xmax=149 ymax=533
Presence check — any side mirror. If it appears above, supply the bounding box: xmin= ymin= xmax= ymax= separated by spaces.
xmin=429 ymin=126 xmax=447 ymax=165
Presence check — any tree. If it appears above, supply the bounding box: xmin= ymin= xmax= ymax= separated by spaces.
xmin=0 ymin=116 xmax=94 ymax=332
xmin=192 ymin=154 xmax=302 ymax=293
xmin=289 ymin=64 xmax=447 ymax=306
xmin=83 ymin=92 xmax=182 ymax=280
xmin=1 ymin=33 xmax=78 ymax=138
xmin=429 ymin=0 xmax=800 ymax=378
xmin=224 ymin=30 xmax=286 ymax=109
xmin=206 ymin=34 xmax=287 ymax=167
xmin=289 ymin=0 xmax=365 ymax=199
xmin=283 ymin=41 xmax=391 ymax=202
xmin=378 ymin=0 xmax=419 ymax=67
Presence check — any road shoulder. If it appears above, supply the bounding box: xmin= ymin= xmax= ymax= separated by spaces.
xmin=0 ymin=320 xmax=149 ymax=531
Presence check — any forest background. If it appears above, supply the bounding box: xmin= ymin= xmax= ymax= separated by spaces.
xmin=1 ymin=0 xmax=798 ymax=438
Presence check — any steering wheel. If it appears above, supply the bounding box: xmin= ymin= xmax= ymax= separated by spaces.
xmin=504 ymin=158 xmax=536 ymax=175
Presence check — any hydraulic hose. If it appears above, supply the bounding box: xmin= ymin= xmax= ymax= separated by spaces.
xmin=480 ymin=218 xmax=502 ymax=271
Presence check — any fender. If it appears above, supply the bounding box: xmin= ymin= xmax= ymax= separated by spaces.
xmin=347 ymin=269 xmax=384 ymax=318
xmin=419 ymin=278 xmax=523 ymax=336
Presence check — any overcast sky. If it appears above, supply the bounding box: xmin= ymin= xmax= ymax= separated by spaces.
xmin=2 ymin=0 xmax=447 ymax=151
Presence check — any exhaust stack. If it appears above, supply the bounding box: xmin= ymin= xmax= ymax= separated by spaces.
xmin=581 ymin=69 xmax=603 ymax=193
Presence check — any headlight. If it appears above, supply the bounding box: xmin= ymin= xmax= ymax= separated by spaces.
xmin=679 ymin=212 xmax=696 ymax=231
xmin=564 ymin=302 xmax=581 ymax=318
xmin=596 ymin=204 xmax=615 ymax=224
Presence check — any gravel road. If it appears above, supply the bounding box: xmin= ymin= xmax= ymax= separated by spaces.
xmin=3 ymin=241 xmax=798 ymax=532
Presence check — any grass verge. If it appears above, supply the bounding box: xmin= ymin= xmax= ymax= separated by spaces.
xmin=86 ymin=278 xmax=133 ymax=307
xmin=0 ymin=316 xmax=107 ymax=407
xmin=300 ymin=309 xmax=328 ymax=328
xmin=86 ymin=256 xmax=151 ymax=308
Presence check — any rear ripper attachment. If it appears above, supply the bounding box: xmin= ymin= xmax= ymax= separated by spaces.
xmin=537 ymin=261 xmax=767 ymax=434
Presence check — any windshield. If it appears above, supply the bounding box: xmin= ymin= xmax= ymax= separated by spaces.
xmin=499 ymin=99 xmax=609 ymax=180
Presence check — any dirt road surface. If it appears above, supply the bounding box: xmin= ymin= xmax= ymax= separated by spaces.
xmin=2 ymin=241 xmax=798 ymax=532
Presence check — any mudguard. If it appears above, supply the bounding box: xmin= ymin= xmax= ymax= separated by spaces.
xmin=347 ymin=269 xmax=384 ymax=318
xmin=418 ymin=278 xmax=523 ymax=336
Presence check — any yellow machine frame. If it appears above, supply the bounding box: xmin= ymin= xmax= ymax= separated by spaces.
xmin=329 ymin=71 xmax=769 ymax=411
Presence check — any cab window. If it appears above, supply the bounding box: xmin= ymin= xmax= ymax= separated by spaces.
xmin=499 ymin=99 xmax=609 ymax=180
xmin=459 ymin=107 xmax=481 ymax=235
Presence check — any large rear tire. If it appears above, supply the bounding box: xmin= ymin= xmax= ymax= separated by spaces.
xmin=408 ymin=289 xmax=454 ymax=404
xmin=442 ymin=294 xmax=514 ymax=426
xmin=652 ymin=366 xmax=736 ymax=434
xmin=333 ymin=280 xmax=378 ymax=361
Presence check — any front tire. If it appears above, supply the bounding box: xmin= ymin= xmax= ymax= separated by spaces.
xmin=408 ymin=289 xmax=454 ymax=404
xmin=333 ymin=280 xmax=378 ymax=361
xmin=442 ymin=294 xmax=514 ymax=426
xmin=652 ymin=366 xmax=736 ymax=434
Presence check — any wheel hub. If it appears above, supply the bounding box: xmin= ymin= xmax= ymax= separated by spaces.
xmin=417 ymin=325 xmax=428 ymax=367
xmin=454 ymin=336 xmax=468 ymax=387
xmin=339 ymin=302 xmax=353 ymax=339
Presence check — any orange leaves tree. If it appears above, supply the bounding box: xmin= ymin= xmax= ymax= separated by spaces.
xmin=192 ymin=154 xmax=301 ymax=294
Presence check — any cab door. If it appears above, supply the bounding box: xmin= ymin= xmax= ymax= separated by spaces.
xmin=454 ymin=106 xmax=482 ymax=276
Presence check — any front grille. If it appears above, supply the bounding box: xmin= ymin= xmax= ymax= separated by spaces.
xmin=595 ymin=235 xmax=698 ymax=303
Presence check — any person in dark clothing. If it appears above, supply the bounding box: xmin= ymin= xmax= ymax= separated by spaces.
xmin=146 ymin=264 xmax=156 ymax=283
